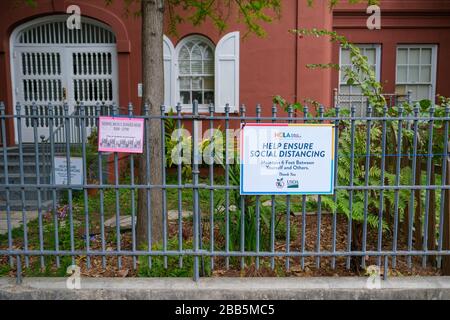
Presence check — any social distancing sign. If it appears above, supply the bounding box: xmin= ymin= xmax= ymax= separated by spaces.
xmin=240 ymin=124 xmax=335 ymax=195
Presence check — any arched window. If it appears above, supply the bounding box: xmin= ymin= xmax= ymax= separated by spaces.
xmin=164 ymin=32 xmax=240 ymax=113
xmin=177 ymin=36 xmax=215 ymax=106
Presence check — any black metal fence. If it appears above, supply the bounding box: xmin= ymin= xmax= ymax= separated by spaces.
xmin=0 ymin=99 xmax=450 ymax=282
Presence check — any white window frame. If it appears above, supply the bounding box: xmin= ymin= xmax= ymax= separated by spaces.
xmin=174 ymin=35 xmax=216 ymax=113
xmin=338 ymin=44 xmax=381 ymax=115
xmin=395 ymin=44 xmax=438 ymax=103
xmin=338 ymin=44 xmax=382 ymax=94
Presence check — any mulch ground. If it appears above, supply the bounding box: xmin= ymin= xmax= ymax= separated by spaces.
xmin=0 ymin=213 xmax=443 ymax=278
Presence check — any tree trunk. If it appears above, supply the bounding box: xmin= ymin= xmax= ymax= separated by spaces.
xmin=137 ymin=0 xmax=165 ymax=248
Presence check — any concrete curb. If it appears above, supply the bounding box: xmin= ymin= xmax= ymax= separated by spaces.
xmin=1 ymin=277 xmax=450 ymax=300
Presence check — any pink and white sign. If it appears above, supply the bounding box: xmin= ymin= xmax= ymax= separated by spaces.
xmin=98 ymin=117 xmax=145 ymax=154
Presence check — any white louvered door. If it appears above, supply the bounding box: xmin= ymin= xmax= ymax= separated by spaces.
xmin=11 ymin=16 xmax=118 ymax=143
xmin=68 ymin=48 xmax=118 ymax=130
xmin=13 ymin=48 xmax=67 ymax=141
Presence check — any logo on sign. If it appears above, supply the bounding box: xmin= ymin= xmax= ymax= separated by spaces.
xmin=274 ymin=132 xmax=302 ymax=140
xmin=287 ymin=180 xmax=299 ymax=189
xmin=276 ymin=178 xmax=285 ymax=189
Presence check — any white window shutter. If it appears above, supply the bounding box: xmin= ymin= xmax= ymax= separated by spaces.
xmin=163 ymin=35 xmax=175 ymax=109
xmin=215 ymin=31 xmax=240 ymax=113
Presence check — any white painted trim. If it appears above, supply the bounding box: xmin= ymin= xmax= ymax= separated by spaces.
xmin=215 ymin=31 xmax=240 ymax=113
xmin=163 ymin=35 xmax=176 ymax=110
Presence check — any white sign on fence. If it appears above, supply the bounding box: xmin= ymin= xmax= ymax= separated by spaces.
xmin=240 ymin=124 xmax=335 ymax=195
xmin=98 ymin=117 xmax=145 ymax=154
xmin=54 ymin=157 xmax=83 ymax=186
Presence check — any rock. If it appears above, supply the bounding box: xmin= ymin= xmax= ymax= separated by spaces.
xmin=262 ymin=200 xmax=272 ymax=207
xmin=215 ymin=205 xmax=238 ymax=213
xmin=167 ymin=210 xmax=193 ymax=220
xmin=104 ymin=216 xmax=134 ymax=230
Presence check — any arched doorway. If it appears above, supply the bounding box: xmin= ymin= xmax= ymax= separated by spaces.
xmin=10 ymin=15 xmax=119 ymax=143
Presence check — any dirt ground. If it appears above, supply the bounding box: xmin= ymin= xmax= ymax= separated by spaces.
xmin=0 ymin=213 xmax=443 ymax=278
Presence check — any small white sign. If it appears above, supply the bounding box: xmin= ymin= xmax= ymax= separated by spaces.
xmin=54 ymin=157 xmax=83 ymax=186
xmin=240 ymin=124 xmax=335 ymax=195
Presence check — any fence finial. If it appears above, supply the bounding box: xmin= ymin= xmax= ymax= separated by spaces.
xmin=128 ymin=102 xmax=134 ymax=116
xmin=366 ymin=104 xmax=373 ymax=117
xmin=319 ymin=105 xmax=325 ymax=118
xmin=112 ymin=102 xmax=118 ymax=115
xmin=397 ymin=104 xmax=403 ymax=116
xmin=287 ymin=105 xmax=294 ymax=117
xmin=193 ymin=100 xmax=199 ymax=115
xmin=240 ymin=104 xmax=246 ymax=115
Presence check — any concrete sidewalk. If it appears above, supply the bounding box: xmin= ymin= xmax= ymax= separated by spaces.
xmin=1 ymin=277 xmax=450 ymax=300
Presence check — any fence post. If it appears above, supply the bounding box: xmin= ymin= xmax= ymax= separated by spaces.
xmin=192 ymin=100 xmax=200 ymax=281
xmin=443 ymin=142 xmax=450 ymax=275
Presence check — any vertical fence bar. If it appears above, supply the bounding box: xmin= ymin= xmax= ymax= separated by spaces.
xmin=224 ymin=104 xmax=230 ymax=270
xmin=286 ymin=105 xmax=293 ymax=271
xmin=331 ymin=104 xmax=340 ymax=269
xmin=208 ymin=103 xmax=215 ymax=270
xmin=0 ymin=103 xmax=13 ymax=267
xmin=316 ymin=105 xmax=324 ymax=268
xmin=129 ymin=103 xmax=137 ymax=270
xmin=192 ymin=100 xmax=200 ymax=281
xmin=255 ymin=104 xmax=262 ymax=270
xmin=362 ymin=104 xmax=372 ymax=269
xmin=377 ymin=105 xmax=388 ymax=267
xmin=161 ymin=105 xmax=168 ymax=269
xmin=443 ymin=141 xmax=450 ymax=275
xmin=438 ymin=105 xmax=450 ymax=267
xmin=32 ymin=103 xmax=45 ymax=268
xmin=112 ymin=103 xmax=122 ymax=269
xmin=15 ymin=254 xmax=22 ymax=285
xmin=176 ymin=103 xmax=183 ymax=268
xmin=64 ymin=103 xmax=75 ymax=266
xmin=392 ymin=106 xmax=404 ymax=269
xmin=300 ymin=106 xmax=308 ymax=270
xmin=270 ymin=104 xmax=277 ymax=270
xmin=423 ymin=106 xmax=435 ymax=267
xmin=80 ymin=103 xmax=91 ymax=269
xmin=407 ymin=104 xmax=420 ymax=268
xmin=346 ymin=106 xmax=357 ymax=269
xmin=48 ymin=103 xmax=60 ymax=268
xmin=144 ymin=103 xmax=152 ymax=269
xmin=240 ymin=104 xmax=246 ymax=270
xmin=95 ymin=103 xmax=106 ymax=269
xmin=15 ymin=103 xmax=29 ymax=268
